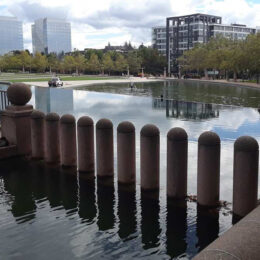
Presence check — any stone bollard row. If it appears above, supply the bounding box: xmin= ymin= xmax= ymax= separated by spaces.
xmin=45 ymin=113 xmax=60 ymax=164
xmin=31 ymin=110 xmax=45 ymax=159
xmin=77 ymin=116 xmax=95 ymax=174
xmin=197 ymin=131 xmax=221 ymax=207
xmin=167 ymin=127 xmax=188 ymax=200
xmin=117 ymin=121 xmax=136 ymax=184
xmin=140 ymin=124 xmax=160 ymax=191
xmin=96 ymin=119 xmax=114 ymax=178
xmin=31 ymin=112 xmax=259 ymax=218
xmin=233 ymin=136 xmax=259 ymax=217
xmin=60 ymin=114 xmax=77 ymax=168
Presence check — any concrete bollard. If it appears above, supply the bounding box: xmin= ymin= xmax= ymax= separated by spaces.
xmin=45 ymin=113 xmax=60 ymax=164
xmin=31 ymin=110 xmax=45 ymax=159
xmin=77 ymin=116 xmax=95 ymax=174
xmin=117 ymin=121 xmax=136 ymax=184
xmin=197 ymin=131 xmax=220 ymax=207
xmin=140 ymin=124 xmax=160 ymax=191
xmin=233 ymin=136 xmax=259 ymax=218
xmin=60 ymin=114 xmax=77 ymax=168
xmin=167 ymin=127 xmax=188 ymax=199
xmin=96 ymin=118 xmax=114 ymax=178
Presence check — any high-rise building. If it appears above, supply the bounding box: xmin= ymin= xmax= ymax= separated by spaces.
xmin=32 ymin=18 xmax=71 ymax=55
xmin=152 ymin=14 xmax=257 ymax=74
xmin=0 ymin=16 xmax=23 ymax=55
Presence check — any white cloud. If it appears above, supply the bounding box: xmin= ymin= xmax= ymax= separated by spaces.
xmin=0 ymin=0 xmax=260 ymax=52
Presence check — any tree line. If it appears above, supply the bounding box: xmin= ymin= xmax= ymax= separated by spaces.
xmin=0 ymin=45 xmax=166 ymax=76
xmin=178 ymin=33 xmax=260 ymax=83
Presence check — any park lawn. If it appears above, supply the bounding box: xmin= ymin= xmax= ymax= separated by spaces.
xmin=7 ymin=76 xmax=120 ymax=83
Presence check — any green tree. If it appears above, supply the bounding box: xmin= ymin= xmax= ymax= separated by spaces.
xmin=47 ymin=53 xmax=59 ymax=73
xmin=74 ymin=53 xmax=86 ymax=74
xmin=138 ymin=45 xmax=166 ymax=75
xmin=102 ymin=52 xmax=114 ymax=75
xmin=63 ymin=55 xmax=75 ymax=73
xmin=87 ymin=53 xmax=100 ymax=74
xmin=127 ymin=51 xmax=141 ymax=75
xmin=114 ymin=53 xmax=128 ymax=74
xmin=32 ymin=52 xmax=48 ymax=72
xmin=17 ymin=51 xmax=32 ymax=72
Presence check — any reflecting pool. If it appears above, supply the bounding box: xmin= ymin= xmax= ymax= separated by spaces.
xmin=0 ymin=80 xmax=260 ymax=259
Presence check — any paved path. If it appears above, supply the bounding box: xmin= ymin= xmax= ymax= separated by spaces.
xmin=25 ymin=77 xmax=165 ymax=88
xmin=185 ymin=78 xmax=260 ymax=89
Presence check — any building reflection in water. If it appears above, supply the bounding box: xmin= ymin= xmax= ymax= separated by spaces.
xmin=0 ymin=158 xmax=224 ymax=258
xmin=153 ymin=98 xmax=220 ymax=120
xmin=35 ymin=87 xmax=74 ymax=114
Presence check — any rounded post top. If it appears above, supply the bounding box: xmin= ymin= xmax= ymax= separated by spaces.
xmin=7 ymin=83 xmax=32 ymax=106
xmin=77 ymin=116 xmax=94 ymax=127
xmin=60 ymin=114 xmax=75 ymax=124
xmin=96 ymin=118 xmax=113 ymax=129
xmin=198 ymin=131 xmax=220 ymax=146
xmin=31 ymin=110 xmax=45 ymax=119
xmin=117 ymin=121 xmax=135 ymax=133
xmin=45 ymin=112 xmax=60 ymax=121
xmin=141 ymin=124 xmax=160 ymax=137
xmin=167 ymin=127 xmax=187 ymax=141
xmin=234 ymin=136 xmax=259 ymax=152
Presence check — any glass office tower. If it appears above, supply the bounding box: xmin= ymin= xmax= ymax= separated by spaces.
xmin=32 ymin=18 xmax=71 ymax=54
xmin=0 ymin=16 xmax=23 ymax=55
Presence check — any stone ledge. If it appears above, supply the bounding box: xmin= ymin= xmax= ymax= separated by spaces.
xmin=0 ymin=145 xmax=17 ymax=160
xmin=194 ymin=205 xmax=260 ymax=259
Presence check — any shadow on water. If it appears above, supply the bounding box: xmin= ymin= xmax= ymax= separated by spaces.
xmin=118 ymin=184 xmax=137 ymax=240
xmin=0 ymin=158 xmax=230 ymax=259
xmin=141 ymin=191 xmax=161 ymax=250
xmin=166 ymin=199 xmax=187 ymax=258
xmin=196 ymin=206 xmax=220 ymax=252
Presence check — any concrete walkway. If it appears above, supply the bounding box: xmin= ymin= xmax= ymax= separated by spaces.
xmin=25 ymin=77 xmax=165 ymax=89
xmin=184 ymin=78 xmax=260 ymax=90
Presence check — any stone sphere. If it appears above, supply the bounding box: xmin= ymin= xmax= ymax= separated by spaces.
xmin=7 ymin=83 xmax=32 ymax=106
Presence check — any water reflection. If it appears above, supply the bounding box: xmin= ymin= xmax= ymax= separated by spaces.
xmin=35 ymin=87 xmax=74 ymax=114
xmin=78 ymin=177 xmax=96 ymax=223
xmin=118 ymin=185 xmax=137 ymax=239
xmin=196 ymin=206 xmax=219 ymax=252
xmin=2 ymin=159 xmax=36 ymax=222
xmin=166 ymin=199 xmax=187 ymax=258
xmin=76 ymin=80 xmax=260 ymax=108
xmin=0 ymin=158 xmax=231 ymax=259
xmin=153 ymin=98 xmax=219 ymax=120
xmin=141 ymin=192 xmax=161 ymax=250
xmin=97 ymin=178 xmax=115 ymax=231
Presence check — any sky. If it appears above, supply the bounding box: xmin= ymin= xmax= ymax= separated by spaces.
xmin=0 ymin=0 xmax=260 ymax=52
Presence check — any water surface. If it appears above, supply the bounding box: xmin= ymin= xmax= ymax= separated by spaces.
xmin=0 ymin=80 xmax=260 ymax=259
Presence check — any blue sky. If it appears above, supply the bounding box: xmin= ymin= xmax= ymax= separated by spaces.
xmin=0 ymin=0 xmax=259 ymax=51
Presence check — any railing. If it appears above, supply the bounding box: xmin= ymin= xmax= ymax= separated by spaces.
xmin=0 ymin=90 xmax=10 ymax=111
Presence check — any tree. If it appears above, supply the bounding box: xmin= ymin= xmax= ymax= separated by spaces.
xmin=87 ymin=53 xmax=100 ymax=74
xmin=63 ymin=55 xmax=75 ymax=73
xmin=114 ymin=53 xmax=128 ymax=73
xmin=127 ymin=51 xmax=141 ymax=75
xmin=102 ymin=52 xmax=114 ymax=75
xmin=74 ymin=53 xmax=86 ymax=74
xmin=138 ymin=45 xmax=166 ymax=75
xmin=47 ymin=53 xmax=59 ymax=73
xmin=32 ymin=52 xmax=48 ymax=72
xmin=17 ymin=51 xmax=32 ymax=72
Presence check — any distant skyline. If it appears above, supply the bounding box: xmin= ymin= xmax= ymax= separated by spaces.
xmin=0 ymin=0 xmax=260 ymax=52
